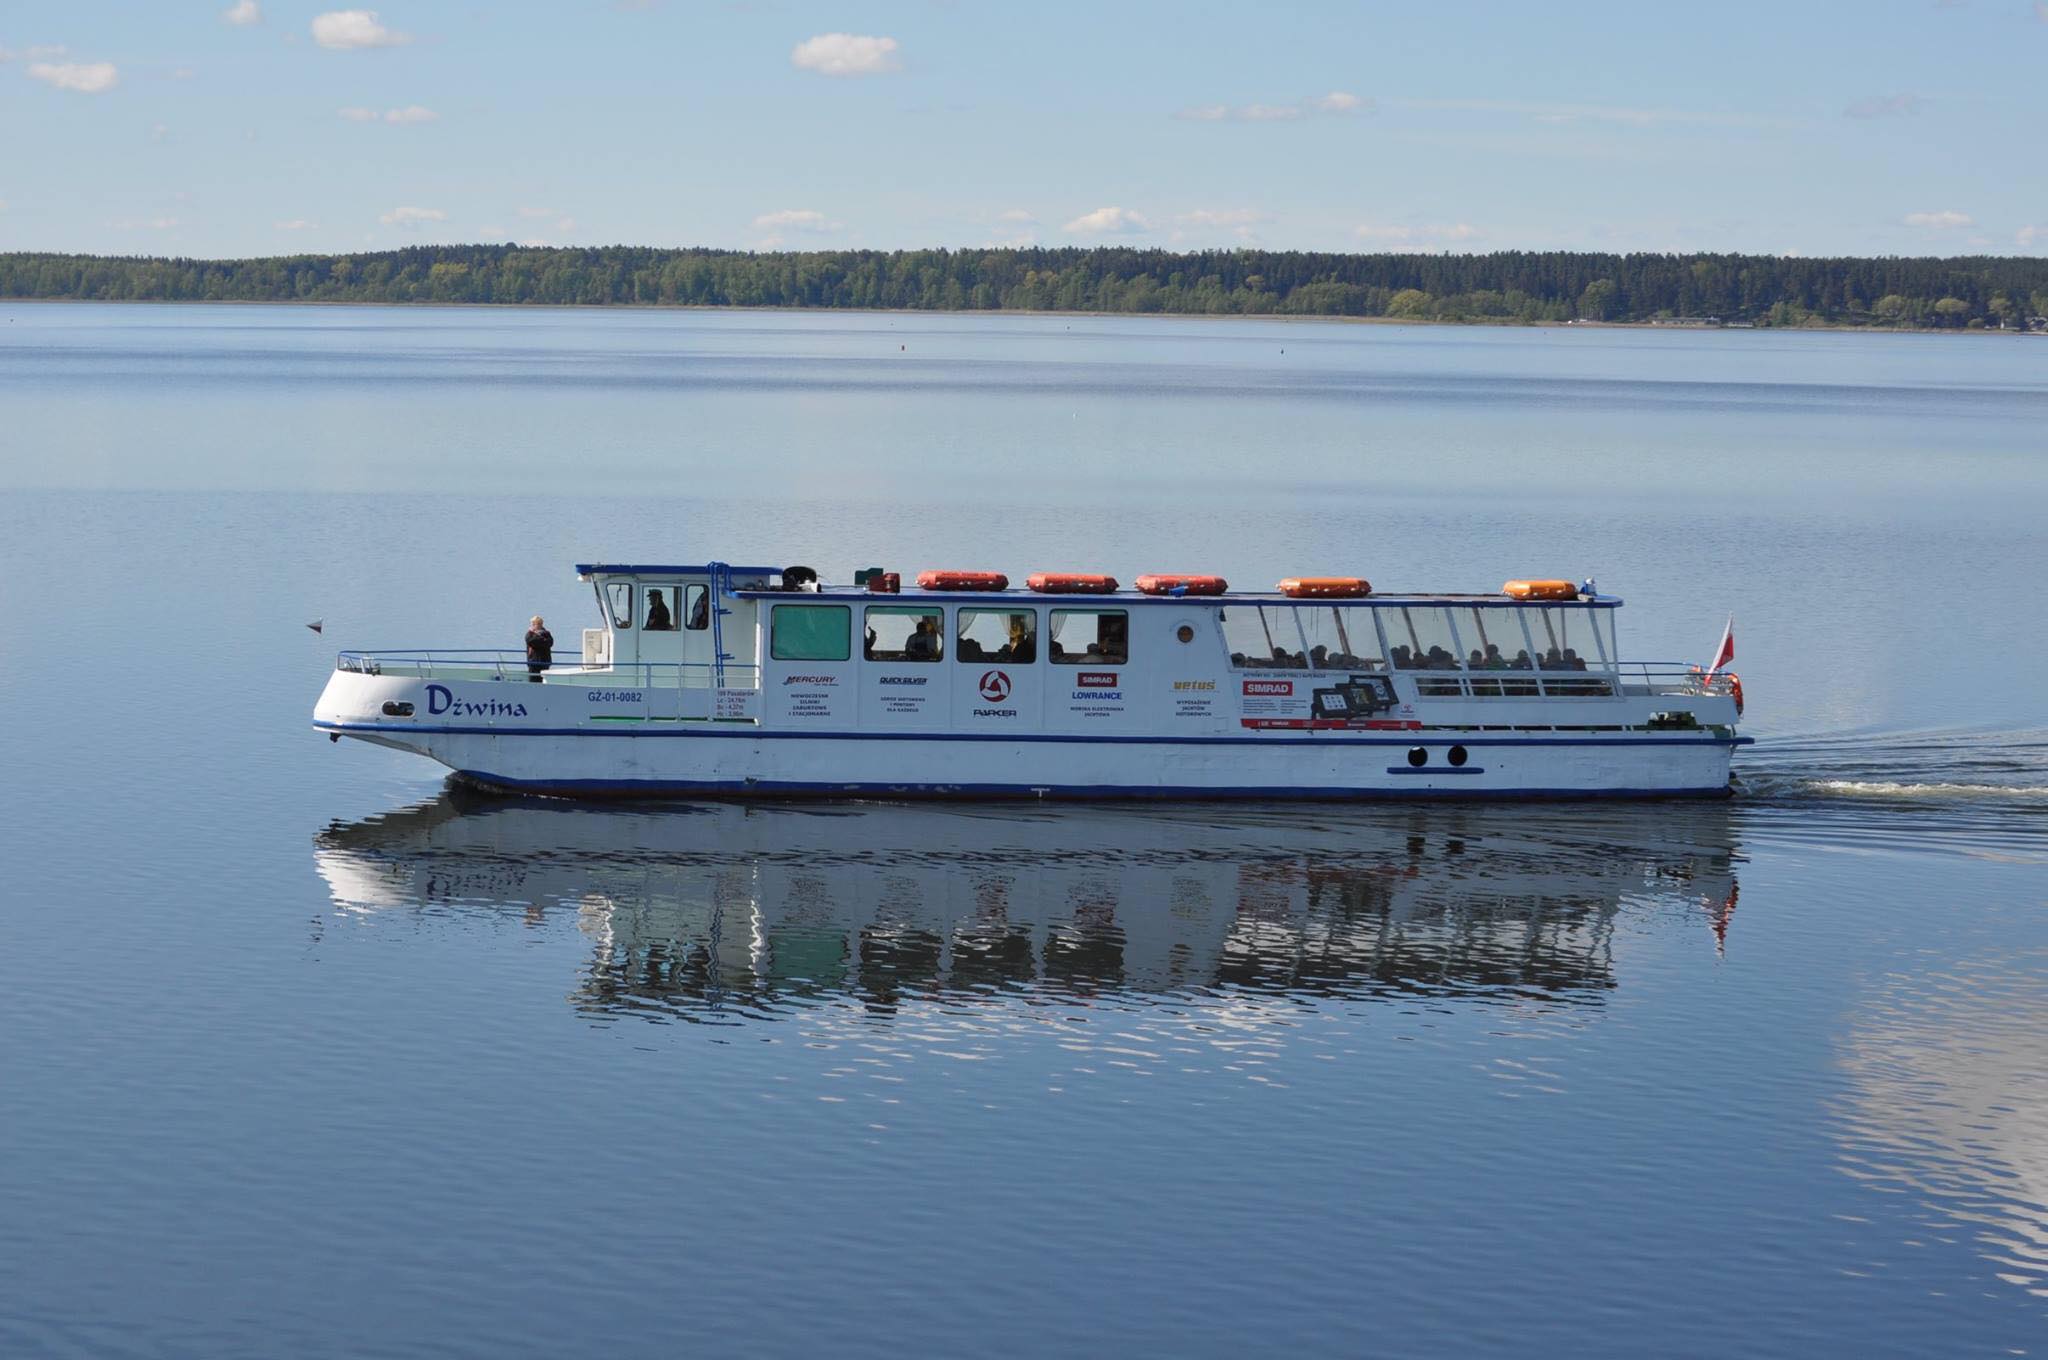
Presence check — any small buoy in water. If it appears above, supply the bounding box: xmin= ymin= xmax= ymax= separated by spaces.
xmin=307 ymin=619 xmax=323 ymax=634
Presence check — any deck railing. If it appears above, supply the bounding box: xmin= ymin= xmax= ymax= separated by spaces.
xmin=336 ymin=650 xmax=762 ymax=690
xmin=1392 ymin=661 xmax=1732 ymax=702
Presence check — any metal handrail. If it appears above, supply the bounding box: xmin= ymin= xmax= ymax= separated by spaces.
xmin=335 ymin=650 xmax=763 ymax=688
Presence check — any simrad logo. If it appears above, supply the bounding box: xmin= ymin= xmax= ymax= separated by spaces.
xmin=425 ymin=683 xmax=527 ymax=718
xmin=1076 ymin=671 xmax=1117 ymax=687
xmin=1243 ymin=680 xmax=1293 ymax=696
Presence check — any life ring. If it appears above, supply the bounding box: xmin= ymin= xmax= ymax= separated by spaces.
xmin=1728 ymin=672 xmax=1744 ymax=716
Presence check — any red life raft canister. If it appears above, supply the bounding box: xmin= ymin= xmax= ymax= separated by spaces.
xmin=1136 ymin=574 xmax=1229 ymax=596
xmin=916 ymin=570 xmax=1010 ymax=591
xmin=1277 ymin=577 xmax=1371 ymax=599
xmin=1503 ymin=579 xmax=1579 ymax=600
xmin=1025 ymin=573 xmax=1119 ymax=594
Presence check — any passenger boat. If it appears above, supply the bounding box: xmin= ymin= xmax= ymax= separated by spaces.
xmin=312 ymin=562 xmax=1748 ymax=799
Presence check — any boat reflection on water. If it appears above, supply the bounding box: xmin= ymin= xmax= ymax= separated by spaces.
xmin=314 ymin=788 xmax=1741 ymax=1023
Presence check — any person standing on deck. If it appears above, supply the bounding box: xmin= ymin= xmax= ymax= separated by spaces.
xmin=525 ymin=615 xmax=553 ymax=683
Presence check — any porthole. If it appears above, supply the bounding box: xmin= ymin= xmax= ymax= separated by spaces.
xmin=1407 ymin=747 xmax=1428 ymax=767
xmin=1176 ymin=624 xmax=1196 ymax=644
xmin=1448 ymin=745 xmax=1469 ymax=767
xmin=382 ymin=700 xmax=415 ymax=718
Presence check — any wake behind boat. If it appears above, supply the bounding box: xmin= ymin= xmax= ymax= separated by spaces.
xmin=312 ymin=562 xmax=1747 ymax=799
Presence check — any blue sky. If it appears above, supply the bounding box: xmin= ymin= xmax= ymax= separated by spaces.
xmin=2 ymin=1 xmax=2044 ymax=259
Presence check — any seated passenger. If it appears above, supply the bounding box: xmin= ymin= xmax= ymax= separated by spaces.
xmin=687 ymin=591 xmax=709 ymax=629
xmin=645 ymin=592 xmax=674 ymax=631
xmin=1483 ymin=643 xmax=1505 ymax=669
xmin=1391 ymin=645 xmax=1415 ymax=670
xmin=1310 ymin=644 xmax=1329 ymax=669
xmin=1543 ymin=647 xmax=1563 ymax=669
xmin=905 ymin=619 xmax=939 ymax=660
xmin=1562 ymin=647 xmax=1586 ymax=671
xmin=1468 ymin=649 xmax=1485 ymax=668
xmin=1005 ymin=618 xmax=1036 ymax=664
xmin=1100 ymin=616 xmax=1128 ymax=663
xmin=960 ymin=637 xmax=985 ymax=662
xmin=1512 ymin=650 xmax=1532 ymax=669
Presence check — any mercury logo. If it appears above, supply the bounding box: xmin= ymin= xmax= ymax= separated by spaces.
xmin=978 ymin=670 xmax=1012 ymax=702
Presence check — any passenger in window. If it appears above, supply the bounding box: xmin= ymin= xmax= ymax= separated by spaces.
xmin=1563 ymin=648 xmax=1586 ymax=671
xmin=1002 ymin=617 xmax=1036 ymax=663
xmin=1100 ymin=615 xmax=1128 ymax=663
xmin=906 ymin=618 xmax=940 ymax=660
xmin=1391 ymin=645 xmax=1414 ymax=670
xmin=1482 ymin=643 xmax=1505 ymax=669
xmin=687 ymin=590 xmax=709 ymax=630
xmin=863 ymin=625 xmax=879 ymax=660
xmin=1468 ymin=649 xmax=1485 ymax=668
xmin=645 ymin=592 xmax=673 ymax=631
xmin=1512 ymin=649 xmax=1532 ymax=669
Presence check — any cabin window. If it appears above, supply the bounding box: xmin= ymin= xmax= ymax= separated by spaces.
xmin=1526 ymin=606 xmax=1592 ymax=671
xmin=1386 ymin=607 xmax=1463 ymax=672
xmin=1301 ymin=607 xmax=1382 ymax=670
xmin=1455 ymin=607 xmax=1524 ymax=670
xmin=957 ymin=609 xmax=1036 ymax=664
xmin=770 ymin=604 xmax=851 ymax=662
xmin=643 ymin=586 xmax=679 ymax=631
xmin=864 ymin=606 xmax=944 ymax=662
xmin=605 ymin=582 xmax=635 ymax=629
xmin=683 ymin=584 xmax=709 ymax=631
xmin=1221 ymin=605 xmax=1304 ymax=669
xmin=1049 ymin=609 xmax=1128 ymax=664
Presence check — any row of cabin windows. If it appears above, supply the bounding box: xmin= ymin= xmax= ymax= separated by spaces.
xmin=771 ymin=605 xmax=1131 ymax=665
xmin=1219 ymin=604 xmax=1616 ymax=672
xmin=604 ymin=583 xmax=710 ymax=632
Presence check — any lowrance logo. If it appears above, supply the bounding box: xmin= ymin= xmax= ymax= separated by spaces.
xmin=1243 ymin=680 xmax=1293 ymax=696
xmin=1077 ymin=671 xmax=1118 ymax=687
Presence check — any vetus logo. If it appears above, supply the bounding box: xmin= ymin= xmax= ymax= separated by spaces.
xmin=978 ymin=670 xmax=1012 ymax=702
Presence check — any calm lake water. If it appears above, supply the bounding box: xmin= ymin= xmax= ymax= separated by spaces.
xmin=2 ymin=303 xmax=2045 ymax=1357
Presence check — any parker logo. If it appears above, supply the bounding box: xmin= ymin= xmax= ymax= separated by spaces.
xmin=1243 ymin=680 xmax=1293 ymax=696
xmin=978 ymin=670 xmax=1012 ymax=702
xmin=1076 ymin=671 xmax=1118 ymax=687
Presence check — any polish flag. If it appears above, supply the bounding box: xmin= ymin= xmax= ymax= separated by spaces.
xmin=1705 ymin=616 xmax=1735 ymax=674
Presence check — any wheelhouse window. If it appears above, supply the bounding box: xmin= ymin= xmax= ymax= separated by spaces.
xmin=1221 ymin=605 xmax=1305 ymax=669
xmin=683 ymin=583 xmax=709 ymax=631
xmin=957 ymin=609 xmax=1036 ymax=664
xmin=1049 ymin=609 xmax=1128 ymax=665
xmin=864 ymin=606 xmax=944 ymax=662
xmin=1300 ymin=606 xmax=1382 ymax=670
xmin=604 ymin=582 xmax=635 ymax=629
xmin=643 ymin=586 xmax=678 ymax=631
xmin=770 ymin=604 xmax=851 ymax=662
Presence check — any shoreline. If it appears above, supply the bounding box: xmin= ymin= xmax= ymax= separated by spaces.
xmin=1 ymin=293 xmax=2039 ymax=338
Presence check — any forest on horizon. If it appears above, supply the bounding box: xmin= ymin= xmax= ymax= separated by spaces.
xmin=5 ymin=245 xmax=2047 ymax=330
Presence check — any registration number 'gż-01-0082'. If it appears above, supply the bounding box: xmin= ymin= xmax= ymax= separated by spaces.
xmin=587 ymin=690 xmax=644 ymax=704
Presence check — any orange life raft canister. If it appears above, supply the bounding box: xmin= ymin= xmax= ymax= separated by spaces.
xmin=1277 ymin=577 xmax=1371 ymax=599
xmin=1025 ymin=573 xmax=1120 ymax=594
xmin=916 ymin=570 xmax=1010 ymax=591
xmin=1136 ymin=574 xmax=1229 ymax=596
xmin=1503 ymin=579 xmax=1579 ymax=601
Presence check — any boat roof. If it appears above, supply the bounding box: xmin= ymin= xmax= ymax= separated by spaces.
xmin=734 ymin=587 xmax=1623 ymax=609
xmin=577 ymin=563 xmax=780 ymax=578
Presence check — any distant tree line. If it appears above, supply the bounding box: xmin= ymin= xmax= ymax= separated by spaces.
xmin=4 ymin=245 xmax=2046 ymax=329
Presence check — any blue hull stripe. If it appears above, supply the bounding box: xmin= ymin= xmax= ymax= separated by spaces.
xmin=316 ymin=720 xmax=1749 ymax=750
xmin=452 ymin=772 xmax=1733 ymax=800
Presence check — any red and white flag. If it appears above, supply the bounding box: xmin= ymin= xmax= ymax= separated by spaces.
xmin=1705 ymin=615 xmax=1735 ymax=674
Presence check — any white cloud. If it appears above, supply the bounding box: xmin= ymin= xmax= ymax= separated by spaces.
xmin=340 ymin=104 xmax=437 ymax=123
xmin=2016 ymin=225 xmax=2045 ymax=248
xmin=1178 ymin=208 xmax=1269 ymax=228
xmin=379 ymin=205 xmax=446 ymax=226
xmin=1394 ymin=96 xmax=1773 ymax=129
xmin=1176 ymin=93 xmax=1370 ymax=122
xmin=313 ymin=10 xmax=410 ymax=51
xmin=1354 ymin=221 xmax=1483 ymax=250
xmin=150 ymin=122 xmax=170 ymax=143
xmin=517 ymin=206 xmax=556 ymax=219
xmin=752 ymin=208 xmax=840 ymax=232
xmin=1903 ymin=210 xmax=1972 ymax=229
xmin=790 ymin=33 xmax=900 ymax=77
xmin=28 ymin=61 xmax=119 ymax=93
xmin=222 ymin=0 xmax=262 ymax=25
xmin=276 ymin=219 xmax=314 ymax=230
xmin=1062 ymin=206 xmax=1150 ymax=235
xmin=111 ymin=216 xmax=180 ymax=231
xmin=1845 ymin=92 xmax=1921 ymax=118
